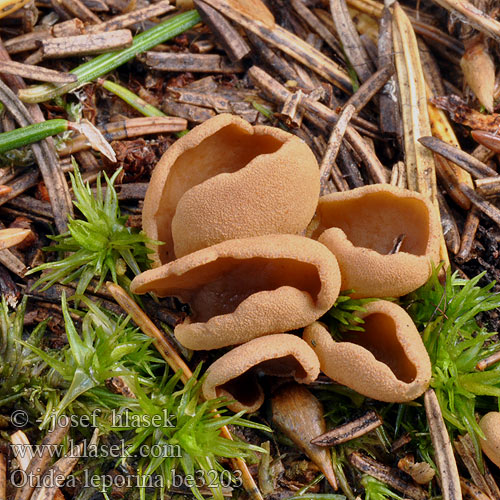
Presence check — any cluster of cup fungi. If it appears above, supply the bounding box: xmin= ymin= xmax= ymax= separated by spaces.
xmin=130 ymin=113 xmax=500 ymax=473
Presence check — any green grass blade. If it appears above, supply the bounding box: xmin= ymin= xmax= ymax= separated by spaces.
xmin=19 ymin=10 xmax=202 ymax=103
xmin=0 ymin=119 xmax=68 ymax=153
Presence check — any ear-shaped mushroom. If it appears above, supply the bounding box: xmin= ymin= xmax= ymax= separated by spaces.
xmin=142 ymin=113 xmax=320 ymax=265
xmin=202 ymin=334 xmax=320 ymax=412
xmin=310 ymin=184 xmax=440 ymax=298
xmin=479 ymin=412 xmax=500 ymax=468
xmin=303 ymin=300 xmax=431 ymax=402
xmin=130 ymin=234 xmax=341 ymax=350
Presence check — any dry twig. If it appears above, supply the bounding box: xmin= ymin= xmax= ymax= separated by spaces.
xmin=248 ymin=66 xmax=387 ymax=183
xmin=14 ymin=415 xmax=71 ymax=500
xmin=0 ymin=77 xmax=73 ymax=234
xmin=202 ymin=0 xmax=352 ymax=91
xmin=344 ymin=64 xmax=394 ymax=113
xmin=392 ymin=3 xmax=450 ymax=266
xmin=319 ymin=104 xmax=355 ymax=194
xmin=460 ymin=478 xmax=493 ymax=500
xmin=419 ymin=137 xmax=498 ymax=179
xmin=54 ymin=0 xmax=100 ymax=23
xmin=0 ymin=453 xmax=6 ymax=500
xmin=143 ymin=52 xmax=245 ymax=73
xmin=276 ymin=89 xmax=305 ymax=128
xmin=41 ymin=30 xmax=133 ymax=58
xmin=392 ymin=3 xmax=437 ymax=202
xmin=11 ymin=430 xmax=34 ymax=472
xmin=420 ymin=47 xmax=474 ymax=210
xmin=87 ymin=0 xmax=174 ymax=32
xmin=456 ymin=208 xmax=480 ymax=261
xmin=378 ymin=8 xmax=399 ymax=136
xmin=312 ymin=410 xmax=383 ymax=446
xmin=0 ymin=248 xmax=27 ymax=277
xmin=429 ymin=0 xmax=500 ymax=42
xmin=424 ymin=389 xmax=462 ymax=500
xmin=476 ymin=351 xmax=500 ymax=372
xmin=194 ymin=0 xmax=251 ymax=62
xmin=0 ymin=61 xmax=77 ymax=83
xmin=290 ymin=0 xmax=343 ymax=56
xmin=31 ymin=442 xmax=85 ymax=500
xmin=460 ymin=184 xmax=500 ymax=227
xmin=349 ymin=452 xmax=429 ymax=500
xmin=0 ymin=169 xmax=40 ymax=208
xmin=475 ymin=177 xmax=500 ymax=198
xmin=58 ymin=117 xmax=187 ymax=156
xmin=438 ymin=192 xmax=461 ymax=255
xmin=330 ymin=0 xmax=375 ymax=83
xmin=455 ymin=434 xmax=500 ymax=500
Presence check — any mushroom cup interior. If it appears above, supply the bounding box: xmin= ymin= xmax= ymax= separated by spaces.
xmin=313 ymin=192 xmax=431 ymax=255
xmin=153 ymin=124 xmax=284 ymax=263
xmin=147 ymin=257 xmax=322 ymax=322
xmin=342 ymin=312 xmax=417 ymax=383
xmin=217 ymin=355 xmax=309 ymax=408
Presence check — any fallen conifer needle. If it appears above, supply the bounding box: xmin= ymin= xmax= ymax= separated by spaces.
xmin=424 ymin=389 xmax=462 ymax=500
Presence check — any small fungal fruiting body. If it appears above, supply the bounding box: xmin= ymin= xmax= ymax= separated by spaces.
xmin=142 ymin=113 xmax=320 ymax=265
xmin=202 ymin=334 xmax=320 ymax=412
xmin=130 ymin=234 xmax=341 ymax=350
xmin=303 ymin=300 xmax=431 ymax=402
xmin=479 ymin=412 xmax=500 ymax=468
xmin=310 ymin=184 xmax=441 ymax=298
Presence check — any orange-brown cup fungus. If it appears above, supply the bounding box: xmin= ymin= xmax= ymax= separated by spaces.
xmin=142 ymin=113 xmax=320 ymax=265
xmin=479 ymin=412 xmax=500 ymax=468
xmin=309 ymin=184 xmax=441 ymax=298
xmin=130 ymin=234 xmax=341 ymax=350
xmin=202 ymin=334 xmax=320 ymax=412
xmin=303 ymin=300 xmax=431 ymax=402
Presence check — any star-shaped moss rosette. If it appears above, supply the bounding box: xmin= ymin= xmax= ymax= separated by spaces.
xmin=18 ymin=293 xmax=151 ymax=425
xmin=27 ymin=165 xmax=157 ymax=297
xmin=404 ymin=266 xmax=500 ymax=463
xmin=116 ymin=364 xmax=270 ymax=500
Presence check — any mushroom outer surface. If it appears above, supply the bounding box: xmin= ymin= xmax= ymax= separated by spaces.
xmin=130 ymin=234 xmax=341 ymax=350
xmin=310 ymin=184 xmax=441 ymax=298
xmin=142 ymin=113 xmax=320 ymax=265
xmin=479 ymin=412 xmax=500 ymax=468
xmin=202 ymin=334 xmax=320 ymax=412
xmin=303 ymin=300 xmax=431 ymax=402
